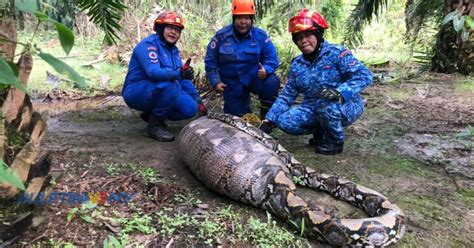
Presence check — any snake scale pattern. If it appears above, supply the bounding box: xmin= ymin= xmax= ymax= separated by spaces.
xmin=177 ymin=112 xmax=405 ymax=247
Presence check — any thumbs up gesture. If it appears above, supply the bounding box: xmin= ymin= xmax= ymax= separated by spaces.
xmin=257 ymin=63 xmax=267 ymax=79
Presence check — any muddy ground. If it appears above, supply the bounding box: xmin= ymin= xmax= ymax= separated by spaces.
xmin=9 ymin=73 xmax=474 ymax=247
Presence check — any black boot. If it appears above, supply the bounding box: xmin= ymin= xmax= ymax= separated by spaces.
xmin=315 ymin=142 xmax=344 ymax=155
xmin=140 ymin=112 xmax=150 ymax=122
xmin=148 ymin=115 xmax=174 ymax=142
xmin=260 ymin=99 xmax=275 ymax=120
xmin=308 ymin=123 xmax=323 ymax=146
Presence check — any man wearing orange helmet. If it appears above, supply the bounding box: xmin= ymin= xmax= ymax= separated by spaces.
xmin=205 ymin=0 xmax=280 ymax=118
xmin=260 ymin=9 xmax=373 ymax=155
xmin=122 ymin=11 xmax=206 ymax=142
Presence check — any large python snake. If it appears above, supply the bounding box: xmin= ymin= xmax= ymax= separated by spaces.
xmin=177 ymin=112 xmax=405 ymax=247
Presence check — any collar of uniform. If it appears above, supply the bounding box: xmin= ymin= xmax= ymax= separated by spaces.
xmin=156 ymin=35 xmax=177 ymax=50
xmin=318 ymin=41 xmax=331 ymax=57
xmin=295 ymin=41 xmax=330 ymax=65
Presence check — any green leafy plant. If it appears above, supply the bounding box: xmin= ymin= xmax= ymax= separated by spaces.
xmin=120 ymin=214 xmax=155 ymax=235
xmin=67 ymin=203 xmax=98 ymax=223
xmin=0 ymin=159 xmax=25 ymax=190
xmin=0 ymin=3 xmax=84 ymax=94
xmin=174 ymin=192 xmax=202 ymax=206
xmin=442 ymin=10 xmax=471 ymax=41
xmin=103 ymin=235 xmax=127 ymax=248
xmin=197 ymin=217 xmax=225 ymax=245
xmin=156 ymin=210 xmax=195 ymax=236
xmin=245 ymin=212 xmax=305 ymax=247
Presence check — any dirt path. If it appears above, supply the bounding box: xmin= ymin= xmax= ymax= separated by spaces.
xmin=15 ymin=73 xmax=474 ymax=247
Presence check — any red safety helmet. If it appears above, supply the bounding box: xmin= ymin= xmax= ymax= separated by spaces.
xmin=231 ymin=0 xmax=256 ymax=15
xmin=288 ymin=9 xmax=328 ymax=34
xmin=154 ymin=11 xmax=185 ymax=31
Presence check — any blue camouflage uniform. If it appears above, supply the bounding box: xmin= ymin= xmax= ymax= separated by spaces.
xmin=122 ymin=34 xmax=199 ymax=121
xmin=205 ymin=25 xmax=280 ymax=116
xmin=266 ymin=41 xmax=373 ymax=145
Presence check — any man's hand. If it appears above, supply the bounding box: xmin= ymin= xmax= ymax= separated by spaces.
xmin=259 ymin=119 xmax=274 ymax=134
xmin=320 ymin=88 xmax=341 ymax=101
xmin=214 ymin=82 xmax=227 ymax=93
xmin=181 ymin=66 xmax=194 ymax=80
xmin=198 ymin=100 xmax=207 ymax=116
xmin=181 ymin=58 xmax=194 ymax=80
xmin=257 ymin=63 xmax=267 ymax=79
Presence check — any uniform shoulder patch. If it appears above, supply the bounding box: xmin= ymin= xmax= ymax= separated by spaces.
xmin=339 ymin=50 xmax=351 ymax=59
xmin=264 ymin=37 xmax=272 ymax=43
xmin=148 ymin=51 xmax=158 ymax=60
xmin=210 ymin=40 xmax=217 ymax=49
xmin=147 ymin=46 xmax=157 ymax=51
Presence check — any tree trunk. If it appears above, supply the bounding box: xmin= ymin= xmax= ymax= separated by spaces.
xmin=0 ymin=18 xmax=47 ymax=199
xmin=432 ymin=0 xmax=473 ymax=75
xmin=0 ymin=19 xmax=17 ymax=62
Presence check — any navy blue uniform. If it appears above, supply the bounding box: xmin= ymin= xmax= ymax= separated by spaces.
xmin=266 ymin=41 xmax=373 ymax=144
xmin=205 ymin=25 xmax=280 ymax=116
xmin=123 ymin=34 xmax=199 ymax=120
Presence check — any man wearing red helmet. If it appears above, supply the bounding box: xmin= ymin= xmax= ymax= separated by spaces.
xmin=122 ymin=11 xmax=206 ymax=142
xmin=205 ymin=0 xmax=280 ymax=118
xmin=260 ymin=9 xmax=373 ymax=155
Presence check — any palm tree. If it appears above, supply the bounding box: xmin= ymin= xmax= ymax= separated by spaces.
xmin=344 ymin=0 xmax=473 ymax=75
xmin=431 ymin=0 xmax=473 ymax=74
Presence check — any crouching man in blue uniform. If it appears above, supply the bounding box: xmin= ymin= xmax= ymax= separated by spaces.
xmin=122 ymin=11 xmax=206 ymax=142
xmin=260 ymin=9 xmax=373 ymax=155
xmin=204 ymin=0 xmax=280 ymax=118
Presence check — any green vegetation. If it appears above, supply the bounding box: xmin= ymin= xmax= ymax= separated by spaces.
xmin=173 ymin=192 xmax=203 ymax=206
xmin=242 ymin=213 xmax=308 ymax=247
xmin=0 ymin=160 xmax=25 ymax=190
xmin=105 ymin=162 xmax=162 ymax=184
xmin=120 ymin=214 xmax=155 ymax=235
xmin=367 ymin=157 xmax=435 ymax=178
xmin=156 ymin=209 xmax=193 ymax=236
xmin=455 ymin=78 xmax=474 ymax=93
xmin=103 ymin=235 xmax=127 ymax=248
xmin=67 ymin=203 xmax=99 ymax=224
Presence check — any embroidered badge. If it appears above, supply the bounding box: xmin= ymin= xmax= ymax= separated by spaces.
xmin=147 ymin=46 xmax=157 ymax=51
xmin=339 ymin=50 xmax=351 ymax=59
xmin=150 ymin=59 xmax=158 ymax=64
xmin=210 ymin=41 xmax=216 ymax=49
xmin=148 ymin=51 xmax=157 ymax=60
xmin=265 ymin=37 xmax=271 ymax=43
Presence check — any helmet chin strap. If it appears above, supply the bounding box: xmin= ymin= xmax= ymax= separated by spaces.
xmin=302 ymin=37 xmax=324 ymax=62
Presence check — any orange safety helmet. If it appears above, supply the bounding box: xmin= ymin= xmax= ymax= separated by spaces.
xmin=153 ymin=11 xmax=185 ymax=31
xmin=231 ymin=0 xmax=256 ymax=15
xmin=288 ymin=9 xmax=328 ymax=34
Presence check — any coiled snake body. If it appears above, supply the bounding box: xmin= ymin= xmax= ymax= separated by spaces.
xmin=177 ymin=113 xmax=405 ymax=246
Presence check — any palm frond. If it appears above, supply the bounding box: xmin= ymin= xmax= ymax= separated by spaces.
xmin=343 ymin=0 xmax=389 ymax=48
xmin=405 ymin=0 xmax=443 ymax=42
xmin=76 ymin=0 xmax=127 ymax=45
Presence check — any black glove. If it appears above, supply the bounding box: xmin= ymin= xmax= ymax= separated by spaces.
xmin=259 ymin=120 xmax=274 ymax=134
xmin=320 ymin=88 xmax=341 ymax=101
xmin=181 ymin=66 xmax=194 ymax=80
